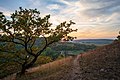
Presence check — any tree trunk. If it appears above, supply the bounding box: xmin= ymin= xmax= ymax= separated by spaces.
xmin=20 ymin=66 xmax=26 ymax=75
xmin=18 ymin=61 xmax=27 ymax=76
xmin=26 ymin=56 xmax=38 ymax=69
xmin=19 ymin=56 xmax=38 ymax=76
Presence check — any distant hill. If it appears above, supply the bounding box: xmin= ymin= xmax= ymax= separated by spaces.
xmin=50 ymin=42 xmax=97 ymax=55
xmin=73 ymin=39 xmax=114 ymax=45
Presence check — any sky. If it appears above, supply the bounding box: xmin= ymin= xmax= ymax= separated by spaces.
xmin=0 ymin=0 xmax=120 ymax=39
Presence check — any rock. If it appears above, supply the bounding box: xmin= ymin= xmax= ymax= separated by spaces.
xmin=100 ymin=68 xmax=104 ymax=72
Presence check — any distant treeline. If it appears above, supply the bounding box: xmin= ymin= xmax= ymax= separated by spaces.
xmin=42 ymin=42 xmax=97 ymax=60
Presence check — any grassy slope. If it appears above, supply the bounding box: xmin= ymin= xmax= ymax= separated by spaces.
xmin=15 ymin=56 xmax=74 ymax=80
xmin=40 ymin=41 xmax=120 ymax=80
xmin=78 ymin=41 xmax=120 ymax=80
xmin=3 ymin=41 xmax=120 ymax=80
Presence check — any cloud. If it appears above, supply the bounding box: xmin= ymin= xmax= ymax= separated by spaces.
xmin=80 ymin=0 xmax=120 ymax=17
xmin=0 ymin=0 xmax=120 ymax=38
xmin=54 ymin=0 xmax=120 ymax=38
xmin=47 ymin=4 xmax=61 ymax=10
xmin=0 ymin=7 xmax=12 ymax=17
xmin=27 ymin=0 xmax=41 ymax=7
xmin=58 ymin=0 xmax=71 ymax=5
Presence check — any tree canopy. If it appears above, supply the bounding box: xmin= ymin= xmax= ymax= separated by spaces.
xmin=0 ymin=7 xmax=77 ymax=75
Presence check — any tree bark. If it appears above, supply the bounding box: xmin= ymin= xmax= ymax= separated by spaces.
xmin=19 ymin=56 xmax=38 ymax=76
xmin=26 ymin=56 xmax=38 ymax=69
xmin=20 ymin=66 xmax=26 ymax=75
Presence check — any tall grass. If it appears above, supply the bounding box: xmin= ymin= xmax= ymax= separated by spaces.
xmin=3 ymin=56 xmax=73 ymax=80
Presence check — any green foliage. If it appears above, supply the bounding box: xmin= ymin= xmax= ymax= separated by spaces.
xmin=42 ymin=47 xmax=59 ymax=60
xmin=56 ymin=54 xmax=65 ymax=60
xmin=51 ymin=42 xmax=97 ymax=52
xmin=0 ymin=60 xmax=20 ymax=78
xmin=40 ymin=42 xmax=97 ymax=60
xmin=35 ymin=56 xmax=52 ymax=66
xmin=0 ymin=52 xmax=21 ymax=78
xmin=0 ymin=7 xmax=77 ymax=75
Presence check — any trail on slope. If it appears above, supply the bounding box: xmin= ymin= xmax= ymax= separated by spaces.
xmin=38 ymin=55 xmax=82 ymax=80
xmin=27 ymin=55 xmax=82 ymax=80
xmin=69 ymin=54 xmax=82 ymax=80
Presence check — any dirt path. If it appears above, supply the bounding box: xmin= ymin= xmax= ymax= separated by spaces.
xmin=69 ymin=54 xmax=82 ymax=80
xmin=49 ymin=54 xmax=83 ymax=80
xmin=36 ymin=55 xmax=82 ymax=80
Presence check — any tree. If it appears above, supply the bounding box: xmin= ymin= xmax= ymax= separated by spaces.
xmin=0 ymin=7 xmax=77 ymax=75
xmin=117 ymin=31 xmax=120 ymax=41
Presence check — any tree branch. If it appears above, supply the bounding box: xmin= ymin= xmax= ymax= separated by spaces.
xmin=36 ymin=35 xmax=47 ymax=56
xmin=29 ymin=38 xmax=36 ymax=53
xmin=36 ymin=37 xmax=56 ymax=56
xmin=0 ymin=38 xmax=25 ymax=47
xmin=24 ymin=42 xmax=36 ymax=57
xmin=12 ymin=40 xmax=25 ymax=46
xmin=0 ymin=49 xmax=26 ymax=63
xmin=15 ymin=37 xmax=25 ymax=42
xmin=0 ymin=49 xmax=15 ymax=53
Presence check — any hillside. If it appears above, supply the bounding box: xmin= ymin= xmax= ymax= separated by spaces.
xmin=35 ymin=41 xmax=120 ymax=80
xmin=2 ymin=41 xmax=120 ymax=80
xmin=0 ymin=41 xmax=97 ymax=79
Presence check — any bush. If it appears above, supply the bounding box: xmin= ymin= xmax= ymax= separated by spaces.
xmin=0 ymin=62 xmax=20 ymax=78
xmin=35 ymin=56 xmax=52 ymax=66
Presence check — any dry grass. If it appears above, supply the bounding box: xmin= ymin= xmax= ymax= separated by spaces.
xmin=34 ymin=41 xmax=120 ymax=80
xmin=15 ymin=56 xmax=74 ymax=80
xmin=78 ymin=41 xmax=120 ymax=80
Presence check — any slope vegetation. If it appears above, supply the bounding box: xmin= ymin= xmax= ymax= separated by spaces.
xmin=2 ymin=41 xmax=120 ymax=80
xmin=39 ymin=41 xmax=120 ymax=80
